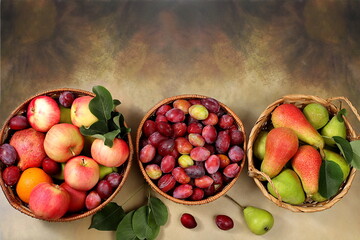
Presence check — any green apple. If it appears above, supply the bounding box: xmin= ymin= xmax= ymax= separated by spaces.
xmin=99 ymin=164 xmax=118 ymax=179
xmin=253 ymin=131 xmax=268 ymax=160
xmin=53 ymin=163 xmax=65 ymax=180
xmin=303 ymin=103 xmax=329 ymax=129
xmin=59 ymin=105 xmax=72 ymax=124
xmin=243 ymin=206 xmax=274 ymax=235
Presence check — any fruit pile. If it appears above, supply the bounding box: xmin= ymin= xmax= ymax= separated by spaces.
xmin=0 ymin=87 xmax=130 ymax=220
xmin=138 ymin=96 xmax=245 ymax=201
xmin=253 ymin=102 xmax=352 ymax=205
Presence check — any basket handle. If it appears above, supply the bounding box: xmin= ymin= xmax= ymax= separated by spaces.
xmin=248 ymin=166 xmax=283 ymax=202
xmin=327 ymin=96 xmax=360 ymax=140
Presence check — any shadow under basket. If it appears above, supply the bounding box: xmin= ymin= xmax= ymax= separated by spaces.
xmin=247 ymin=94 xmax=359 ymax=213
xmin=0 ymin=88 xmax=133 ymax=221
xmin=136 ymin=94 xmax=247 ymax=205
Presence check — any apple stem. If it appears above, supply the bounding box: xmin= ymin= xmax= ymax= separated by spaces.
xmin=224 ymin=194 xmax=245 ymax=211
xmin=70 ymin=147 xmax=76 ymax=156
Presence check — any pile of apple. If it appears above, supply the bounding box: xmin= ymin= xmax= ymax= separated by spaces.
xmin=253 ymin=102 xmax=351 ymax=204
xmin=0 ymin=90 xmax=130 ymax=220
xmin=138 ymin=97 xmax=245 ymax=201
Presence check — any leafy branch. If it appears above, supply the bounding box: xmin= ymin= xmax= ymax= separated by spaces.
xmin=89 ymin=186 xmax=168 ymax=240
xmin=80 ymin=85 xmax=131 ymax=147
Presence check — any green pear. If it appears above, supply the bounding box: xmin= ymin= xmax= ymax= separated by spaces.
xmin=323 ymin=149 xmax=350 ymax=180
xmin=243 ymin=206 xmax=274 ymax=235
xmin=267 ymin=169 xmax=305 ymax=205
xmin=311 ymin=192 xmax=328 ymax=202
xmin=59 ymin=105 xmax=72 ymax=124
xmin=53 ymin=163 xmax=65 ymax=180
xmin=99 ymin=165 xmax=118 ymax=179
xmin=303 ymin=103 xmax=329 ymax=129
xmin=253 ymin=131 xmax=268 ymax=160
xmin=321 ymin=114 xmax=346 ymax=147
xmin=224 ymin=195 xmax=274 ymax=235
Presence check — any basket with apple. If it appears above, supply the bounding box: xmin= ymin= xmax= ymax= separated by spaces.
xmin=0 ymin=86 xmax=133 ymax=221
xmin=248 ymin=94 xmax=360 ymax=212
xmin=136 ymin=94 xmax=246 ymax=205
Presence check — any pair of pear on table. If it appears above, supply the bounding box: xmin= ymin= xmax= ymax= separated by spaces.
xmin=254 ymin=103 xmax=349 ymax=204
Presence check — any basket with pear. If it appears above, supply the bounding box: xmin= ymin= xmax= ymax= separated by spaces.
xmin=248 ymin=95 xmax=360 ymax=212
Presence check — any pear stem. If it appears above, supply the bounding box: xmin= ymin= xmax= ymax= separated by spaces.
xmin=224 ymin=194 xmax=245 ymax=211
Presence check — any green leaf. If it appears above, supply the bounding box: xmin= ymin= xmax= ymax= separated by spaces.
xmin=113 ymin=99 xmax=121 ymax=108
xmin=333 ymin=136 xmax=353 ymax=164
xmin=319 ymin=160 xmax=344 ymax=199
xmin=89 ymin=202 xmax=125 ymax=231
xmin=350 ymin=140 xmax=360 ymax=169
xmin=103 ymin=129 xmax=121 ymax=147
xmin=116 ymin=211 xmax=140 ymax=240
xmin=336 ymin=109 xmax=347 ymax=122
xmin=147 ymin=210 xmax=160 ymax=240
xmin=89 ymin=85 xmax=114 ymax=121
xmin=132 ymin=206 xmax=158 ymax=240
xmin=111 ymin=112 xmax=121 ymax=130
xmin=80 ymin=120 xmax=109 ymax=136
xmin=148 ymin=197 xmax=168 ymax=226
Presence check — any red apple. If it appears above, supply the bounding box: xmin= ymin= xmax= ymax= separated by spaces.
xmin=9 ymin=128 xmax=46 ymax=171
xmin=44 ymin=123 xmax=84 ymax=162
xmin=27 ymin=96 xmax=61 ymax=132
xmin=91 ymin=138 xmax=129 ymax=167
xmin=29 ymin=182 xmax=70 ymax=220
xmin=70 ymin=96 xmax=98 ymax=128
xmin=60 ymin=182 xmax=86 ymax=212
xmin=64 ymin=156 xmax=100 ymax=191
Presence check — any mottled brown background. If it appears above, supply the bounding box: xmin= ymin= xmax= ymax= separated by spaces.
xmin=1 ymin=1 xmax=360 ymax=240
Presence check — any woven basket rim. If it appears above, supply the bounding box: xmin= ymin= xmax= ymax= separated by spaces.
xmin=0 ymin=88 xmax=134 ymax=221
xmin=247 ymin=94 xmax=358 ymax=213
xmin=136 ymin=94 xmax=247 ymax=205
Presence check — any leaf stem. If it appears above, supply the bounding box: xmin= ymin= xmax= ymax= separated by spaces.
xmin=122 ymin=183 xmax=146 ymax=207
xmin=224 ymin=194 xmax=245 ymax=211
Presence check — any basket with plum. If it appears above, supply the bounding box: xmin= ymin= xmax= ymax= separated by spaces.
xmin=136 ymin=95 xmax=246 ymax=205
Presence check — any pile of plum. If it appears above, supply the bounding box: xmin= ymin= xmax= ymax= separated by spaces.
xmin=139 ymin=97 xmax=245 ymax=201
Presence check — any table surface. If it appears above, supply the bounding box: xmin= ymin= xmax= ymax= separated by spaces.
xmin=1 ymin=1 xmax=360 ymax=240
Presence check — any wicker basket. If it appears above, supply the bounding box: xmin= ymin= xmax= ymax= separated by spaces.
xmin=0 ymin=88 xmax=133 ymax=221
xmin=247 ymin=94 xmax=359 ymax=213
xmin=136 ymin=94 xmax=246 ymax=205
